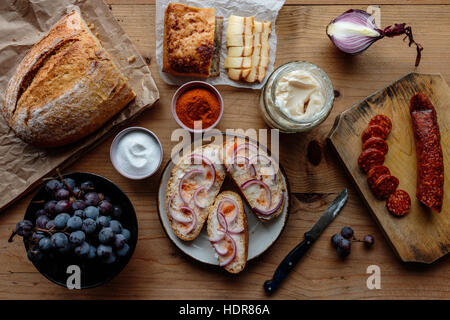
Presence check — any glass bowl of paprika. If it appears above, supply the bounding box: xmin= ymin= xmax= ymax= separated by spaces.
xmin=171 ymin=81 xmax=224 ymax=133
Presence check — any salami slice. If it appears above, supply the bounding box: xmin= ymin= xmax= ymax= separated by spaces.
xmin=410 ymin=93 xmax=444 ymax=212
xmin=372 ymin=174 xmax=399 ymax=200
xmin=387 ymin=190 xmax=411 ymax=217
xmin=358 ymin=148 xmax=385 ymax=173
xmin=367 ymin=165 xmax=391 ymax=188
xmin=369 ymin=115 xmax=392 ymax=136
xmin=363 ymin=136 xmax=389 ymax=155
xmin=361 ymin=125 xmax=389 ymax=142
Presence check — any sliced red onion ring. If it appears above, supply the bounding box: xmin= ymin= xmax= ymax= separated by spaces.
xmin=234 ymin=142 xmax=258 ymax=158
xmin=218 ymin=197 xmax=238 ymax=223
xmin=209 ymin=231 xmax=225 ymax=243
xmin=217 ymin=211 xmax=228 ymax=232
xmin=168 ymin=195 xmax=192 ymax=224
xmin=241 ymin=179 xmax=272 ymax=209
xmin=227 ymin=226 xmax=244 ymax=234
xmin=178 ymin=169 xmax=205 ymax=204
xmin=193 ymin=186 xmax=207 ymax=208
xmin=213 ymin=242 xmax=228 ymax=256
xmin=180 ymin=206 xmax=197 ymax=234
xmin=249 ymin=154 xmax=276 ymax=180
xmin=219 ymin=233 xmax=237 ymax=267
xmin=250 ymin=164 xmax=257 ymax=177
xmin=188 ymin=154 xmax=216 ymax=190
xmin=252 ymin=192 xmax=285 ymax=216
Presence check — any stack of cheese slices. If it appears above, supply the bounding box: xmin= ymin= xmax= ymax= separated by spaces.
xmin=224 ymin=15 xmax=271 ymax=83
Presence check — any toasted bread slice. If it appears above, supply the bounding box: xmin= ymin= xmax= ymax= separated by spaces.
xmin=166 ymin=144 xmax=225 ymax=241
xmin=224 ymin=56 xmax=252 ymax=69
xmin=223 ymin=137 xmax=285 ymax=222
xmin=207 ymin=191 xmax=248 ymax=274
xmin=228 ymin=68 xmax=251 ymax=81
xmin=228 ymin=46 xmax=254 ymax=57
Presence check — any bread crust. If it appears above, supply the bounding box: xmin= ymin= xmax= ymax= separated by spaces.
xmin=2 ymin=11 xmax=136 ymax=148
xmin=207 ymin=191 xmax=248 ymax=274
xmin=163 ymin=3 xmax=216 ymax=77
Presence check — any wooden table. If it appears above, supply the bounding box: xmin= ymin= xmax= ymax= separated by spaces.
xmin=0 ymin=0 xmax=449 ymax=300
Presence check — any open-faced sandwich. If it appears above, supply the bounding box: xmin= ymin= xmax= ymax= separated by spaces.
xmin=166 ymin=144 xmax=225 ymax=241
xmin=207 ymin=191 xmax=248 ymax=274
xmin=223 ymin=137 xmax=285 ymax=222
xmin=163 ymin=3 xmax=223 ymax=78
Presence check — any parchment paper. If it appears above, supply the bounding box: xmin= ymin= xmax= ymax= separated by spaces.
xmin=156 ymin=0 xmax=285 ymax=89
xmin=0 ymin=0 xmax=160 ymax=211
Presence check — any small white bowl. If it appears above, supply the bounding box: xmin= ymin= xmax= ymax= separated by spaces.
xmin=110 ymin=127 xmax=163 ymax=180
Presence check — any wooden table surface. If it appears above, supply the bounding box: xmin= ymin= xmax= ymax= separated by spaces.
xmin=0 ymin=0 xmax=449 ymax=300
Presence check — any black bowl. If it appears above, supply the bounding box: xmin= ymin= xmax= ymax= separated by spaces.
xmin=23 ymin=172 xmax=138 ymax=289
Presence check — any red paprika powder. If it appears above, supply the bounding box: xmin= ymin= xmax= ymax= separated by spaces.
xmin=175 ymin=88 xmax=221 ymax=130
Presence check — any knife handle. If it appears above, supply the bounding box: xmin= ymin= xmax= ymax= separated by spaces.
xmin=264 ymin=233 xmax=314 ymax=295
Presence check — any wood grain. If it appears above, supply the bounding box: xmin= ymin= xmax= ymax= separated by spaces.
xmin=328 ymin=73 xmax=449 ymax=263
xmin=0 ymin=2 xmax=449 ymax=299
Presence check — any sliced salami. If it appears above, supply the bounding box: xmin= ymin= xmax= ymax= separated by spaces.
xmin=367 ymin=165 xmax=391 ymax=188
xmin=372 ymin=174 xmax=399 ymax=200
xmin=369 ymin=115 xmax=392 ymax=136
xmin=386 ymin=189 xmax=411 ymax=217
xmin=363 ymin=136 xmax=389 ymax=155
xmin=358 ymin=148 xmax=385 ymax=173
xmin=361 ymin=125 xmax=389 ymax=142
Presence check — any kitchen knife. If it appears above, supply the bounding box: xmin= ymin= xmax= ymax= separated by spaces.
xmin=264 ymin=189 xmax=348 ymax=295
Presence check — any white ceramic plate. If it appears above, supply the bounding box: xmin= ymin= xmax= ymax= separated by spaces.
xmin=157 ymin=135 xmax=290 ymax=265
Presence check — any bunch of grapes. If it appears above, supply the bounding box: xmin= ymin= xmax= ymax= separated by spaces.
xmin=11 ymin=177 xmax=132 ymax=265
xmin=331 ymin=226 xmax=374 ymax=258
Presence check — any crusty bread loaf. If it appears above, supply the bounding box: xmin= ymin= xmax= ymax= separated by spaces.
xmin=2 ymin=11 xmax=136 ymax=148
xmin=223 ymin=137 xmax=286 ymax=222
xmin=207 ymin=191 xmax=248 ymax=274
xmin=166 ymin=143 xmax=226 ymax=241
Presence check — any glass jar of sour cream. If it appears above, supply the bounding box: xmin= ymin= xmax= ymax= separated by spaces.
xmin=259 ymin=61 xmax=334 ymax=133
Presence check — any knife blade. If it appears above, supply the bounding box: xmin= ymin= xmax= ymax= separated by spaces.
xmin=264 ymin=189 xmax=348 ymax=295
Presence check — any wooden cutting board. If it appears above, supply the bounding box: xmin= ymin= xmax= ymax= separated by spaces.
xmin=328 ymin=73 xmax=449 ymax=264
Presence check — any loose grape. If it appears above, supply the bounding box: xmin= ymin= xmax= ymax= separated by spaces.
xmin=15 ymin=220 xmax=33 ymax=237
xmin=363 ymin=235 xmax=375 ymax=247
xmin=121 ymin=229 xmax=131 ymax=242
xmin=36 ymin=215 xmax=50 ymax=229
xmin=69 ymin=230 xmax=86 ymax=246
xmin=44 ymin=200 xmax=58 ymax=215
xmin=55 ymin=200 xmax=72 ymax=214
xmin=337 ymin=239 xmax=351 ymax=258
xmin=74 ymin=241 xmax=90 ymax=257
xmin=98 ymin=227 xmax=115 ymax=244
xmin=114 ymin=234 xmax=126 ymax=249
xmin=54 ymin=213 xmax=70 ymax=229
xmin=84 ymin=192 xmax=100 ymax=206
xmin=341 ymin=226 xmax=354 ymax=240
xmin=97 ymin=244 xmax=113 ymax=258
xmin=82 ymin=218 xmax=97 ymax=234
xmin=96 ymin=215 xmax=110 ymax=229
xmin=98 ymin=200 xmax=113 ymax=215
xmin=84 ymin=206 xmax=99 ymax=219
xmin=51 ymin=232 xmax=68 ymax=249
xmin=331 ymin=234 xmax=344 ymax=248
xmin=67 ymin=216 xmax=83 ymax=231
xmin=72 ymin=200 xmax=86 ymax=211
xmin=116 ymin=243 xmax=130 ymax=257
xmin=109 ymin=220 xmax=122 ymax=234
xmin=55 ymin=188 xmax=69 ymax=200
xmin=38 ymin=237 xmax=52 ymax=251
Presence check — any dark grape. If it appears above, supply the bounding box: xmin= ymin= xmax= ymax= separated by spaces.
xmin=340 ymin=226 xmax=354 ymax=239
xmin=111 ymin=205 xmax=122 ymax=219
xmin=74 ymin=241 xmax=90 ymax=257
xmin=46 ymin=220 xmax=56 ymax=230
xmin=98 ymin=227 xmax=115 ymax=244
xmin=38 ymin=237 xmax=52 ymax=251
xmin=84 ymin=192 xmax=100 ymax=206
xmin=84 ymin=206 xmax=99 ymax=219
xmin=51 ymin=232 xmax=68 ymax=249
xmin=15 ymin=220 xmax=33 ymax=237
xmin=103 ymin=252 xmax=117 ymax=264
xmin=72 ymin=200 xmax=86 ymax=211
xmin=73 ymin=210 xmax=84 ymax=218
xmin=35 ymin=209 xmax=47 ymax=218
xmin=36 ymin=215 xmax=50 ymax=229
xmin=44 ymin=200 xmax=58 ymax=215
xmin=363 ymin=235 xmax=375 ymax=247
xmin=80 ymin=181 xmax=94 ymax=192
xmin=32 ymin=231 xmax=46 ymax=243
xmin=96 ymin=215 xmax=110 ymax=228
xmin=45 ymin=180 xmax=63 ymax=193
xmin=72 ymin=186 xmax=84 ymax=198
xmin=331 ymin=234 xmax=344 ymax=248
xmin=27 ymin=249 xmax=44 ymax=263
xmin=63 ymin=178 xmax=76 ymax=190
xmin=69 ymin=230 xmax=86 ymax=246
xmin=82 ymin=218 xmax=97 ymax=234
xmin=337 ymin=239 xmax=351 ymax=258
xmin=55 ymin=200 xmax=72 ymax=214
xmin=87 ymin=245 xmax=97 ymax=259
xmin=121 ymin=229 xmax=131 ymax=241
xmin=116 ymin=243 xmax=130 ymax=257
xmin=114 ymin=234 xmax=126 ymax=249
xmin=97 ymin=244 xmax=113 ymax=258
xmin=67 ymin=216 xmax=83 ymax=231
xmin=54 ymin=213 xmax=70 ymax=229
xmin=98 ymin=200 xmax=113 ymax=215
xmin=55 ymin=188 xmax=69 ymax=200
xmin=109 ymin=220 xmax=122 ymax=234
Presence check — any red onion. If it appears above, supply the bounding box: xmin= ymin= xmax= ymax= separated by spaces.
xmin=209 ymin=231 xmax=225 ymax=243
xmin=241 ymin=179 xmax=272 ymax=209
xmin=213 ymin=242 xmax=228 ymax=256
xmin=193 ymin=186 xmax=206 ymax=208
xmin=219 ymin=233 xmax=237 ymax=267
xmin=168 ymin=195 xmax=192 ymax=224
xmin=180 ymin=206 xmax=197 ymax=234
xmin=188 ymin=154 xmax=216 ymax=190
xmin=252 ymin=192 xmax=285 ymax=216
xmin=218 ymin=197 xmax=238 ymax=223
xmin=327 ymin=9 xmax=423 ymax=66
xmin=178 ymin=169 xmax=204 ymax=204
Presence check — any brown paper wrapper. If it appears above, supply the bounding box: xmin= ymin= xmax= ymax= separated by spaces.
xmin=0 ymin=0 xmax=160 ymax=211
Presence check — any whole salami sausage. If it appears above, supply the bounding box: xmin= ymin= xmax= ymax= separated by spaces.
xmin=410 ymin=93 xmax=444 ymax=212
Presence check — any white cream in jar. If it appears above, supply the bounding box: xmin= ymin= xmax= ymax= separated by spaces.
xmin=273 ymin=69 xmax=326 ymax=121
xmin=111 ymin=128 xmax=162 ymax=179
